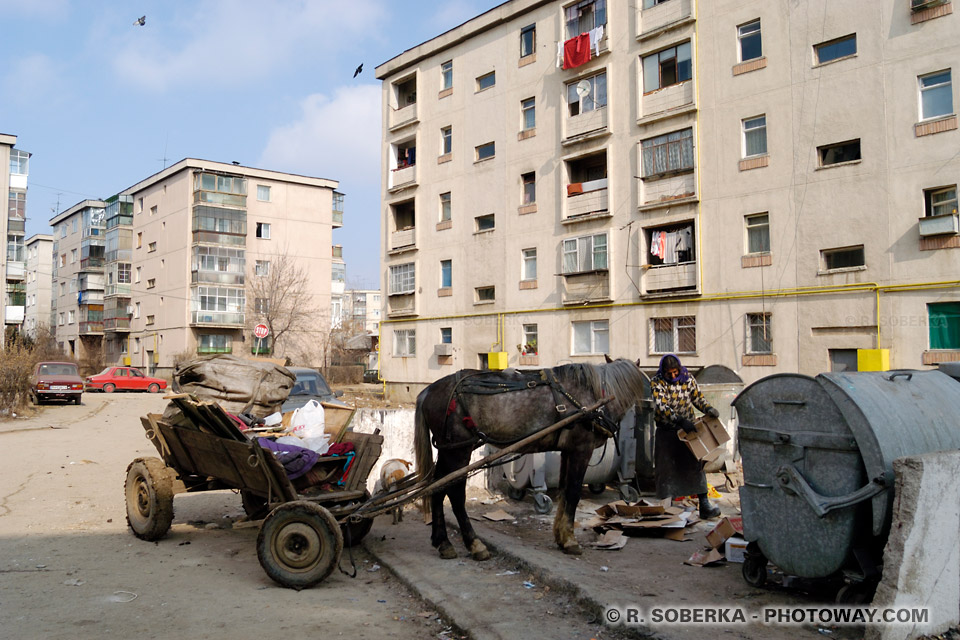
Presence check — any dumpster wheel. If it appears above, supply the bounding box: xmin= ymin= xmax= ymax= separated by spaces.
xmin=742 ymin=543 xmax=768 ymax=588
xmin=836 ymin=582 xmax=875 ymax=605
xmin=125 ymin=457 xmax=175 ymax=541
xmin=257 ymin=501 xmax=343 ymax=590
xmin=532 ymin=492 xmax=553 ymax=514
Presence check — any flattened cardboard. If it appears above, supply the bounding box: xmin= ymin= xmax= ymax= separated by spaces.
xmin=483 ymin=509 xmax=515 ymax=522
xmin=591 ymin=530 xmax=628 ymax=550
xmin=685 ymin=547 xmax=725 ymax=566
xmin=705 ymin=517 xmax=737 ymax=549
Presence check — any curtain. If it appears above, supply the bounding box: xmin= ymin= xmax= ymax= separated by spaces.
xmin=929 ymin=303 xmax=960 ymax=350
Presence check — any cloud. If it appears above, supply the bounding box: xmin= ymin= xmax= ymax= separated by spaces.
xmin=3 ymin=54 xmax=63 ymax=109
xmin=258 ymin=84 xmax=381 ymax=185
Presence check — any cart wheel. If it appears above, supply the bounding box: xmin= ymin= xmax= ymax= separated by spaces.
xmin=104 ymin=383 xmax=116 ymax=393
xmin=742 ymin=546 xmax=768 ymax=588
xmin=257 ymin=501 xmax=343 ymax=590
xmin=588 ymin=483 xmax=606 ymax=495
xmin=532 ymin=492 xmax=553 ymax=515
xmin=148 ymin=383 xmax=160 ymax=394
xmin=125 ymin=457 xmax=175 ymax=541
xmin=618 ymin=484 xmax=640 ymax=503
xmin=241 ymin=491 xmax=270 ymax=520
xmin=506 ymin=485 xmax=526 ymax=501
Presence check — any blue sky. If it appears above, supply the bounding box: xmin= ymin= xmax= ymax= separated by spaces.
xmin=1 ymin=0 xmax=502 ymax=290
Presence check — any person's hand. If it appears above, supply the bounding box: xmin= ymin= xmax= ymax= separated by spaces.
xmin=706 ymin=407 xmax=720 ymax=419
xmin=677 ymin=418 xmax=695 ymax=434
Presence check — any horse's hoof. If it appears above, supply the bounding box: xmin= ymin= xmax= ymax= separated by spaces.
xmin=562 ymin=542 xmax=582 ymax=556
xmin=469 ymin=539 xmax=491 ymax=561
xmin=437 ymin=541 xmax=458 ymax=559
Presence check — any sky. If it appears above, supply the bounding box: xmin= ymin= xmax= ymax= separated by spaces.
xmin=1 ymin=0 xmax=503 ymax=290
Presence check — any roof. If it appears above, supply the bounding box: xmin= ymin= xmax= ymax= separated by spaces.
xmin=26 ymin=233 xmax=53 ymax=245
xmin=49 ymin=199 xmax=107 ymax=226
xmin=121 ymin=158 xmax=339 ymax=196
xmin=0 ymin=133 xmax=16 ymax=146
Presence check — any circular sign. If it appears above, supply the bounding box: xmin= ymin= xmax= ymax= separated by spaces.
xmin=254 ymin=324 xmax=269 ymax=339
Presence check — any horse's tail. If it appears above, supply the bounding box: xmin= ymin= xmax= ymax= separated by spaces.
xmin=413 ymin=390 xmax=435 ymax=519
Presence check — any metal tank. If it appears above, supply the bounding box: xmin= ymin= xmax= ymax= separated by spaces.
xmin=734 ymin=370 xmax=960 ymax=595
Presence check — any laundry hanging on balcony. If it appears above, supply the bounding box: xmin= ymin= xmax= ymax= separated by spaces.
xmin=562 ymin=33 xmax=591 ymax=69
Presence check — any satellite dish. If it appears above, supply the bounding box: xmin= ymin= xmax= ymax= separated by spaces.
xmin=575 ymin=80 xmax=592 ymax=98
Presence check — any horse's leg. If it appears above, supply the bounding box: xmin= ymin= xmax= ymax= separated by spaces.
xmin=552 ymin=451 xmax=569 ymax=547
xmin=430 ymin=451 xmax=457 ymax=559
xmin=555 ymin=446 xmax=591 ymax=555
xmin=447 ymin=475 xmax=491 ymax=561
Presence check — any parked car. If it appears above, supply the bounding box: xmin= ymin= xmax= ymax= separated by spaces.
xmin=85 ymin=366 xmax=167 ymax=393
xmin=281 ymin=367 xmax=349 ymax=412
xmin=31 ymin=361 xmax=84 ymax=405
xmin=363 ymin=369 xmax=379 ymax=384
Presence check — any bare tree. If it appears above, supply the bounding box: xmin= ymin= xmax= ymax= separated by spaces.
xmin=246 ymin=252 xmax=323 ymax=362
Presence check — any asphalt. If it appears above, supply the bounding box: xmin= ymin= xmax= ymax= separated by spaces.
xmin=362 ymin=490 xmax=856 ymax=640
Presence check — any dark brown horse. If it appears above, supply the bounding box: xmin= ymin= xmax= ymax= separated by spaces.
xmin=413 ymin=359 xmax=646 ymax=560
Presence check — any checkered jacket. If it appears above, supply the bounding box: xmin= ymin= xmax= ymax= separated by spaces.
xmin=651 ymin=374 xmax=711 ymax=425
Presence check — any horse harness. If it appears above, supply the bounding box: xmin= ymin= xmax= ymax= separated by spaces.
xmin=434 ymin=367 xmax=620 ymax=450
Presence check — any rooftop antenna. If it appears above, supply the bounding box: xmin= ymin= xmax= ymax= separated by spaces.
xmin=158 ymin=133 xmax=170 ymax=169
xmin=51 ymin=192 xmax=63 ymax=215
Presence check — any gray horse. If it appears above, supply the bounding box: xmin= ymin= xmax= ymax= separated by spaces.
xmin=413 ymin=359 xmax=646 ymax=560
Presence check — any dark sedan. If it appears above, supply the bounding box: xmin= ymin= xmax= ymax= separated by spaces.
xmin=281 ymin=367 xmax=349 ymax=413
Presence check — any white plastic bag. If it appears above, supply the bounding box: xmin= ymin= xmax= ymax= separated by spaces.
xmin=263 ymin=412 xmax=282 ymax=427
xmin=301 ymin=435 xmax=331 ymax=455
xmin=287 ymin=400 xmax=326 ymax=439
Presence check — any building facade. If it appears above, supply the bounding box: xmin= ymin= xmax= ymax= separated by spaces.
xmin=376 ymin=0 xmax=960 ymax=400
xmin=24 ymin=234 xmax=53 ymax=340
xmin=2 ymin=133 xmax=29 ymax=344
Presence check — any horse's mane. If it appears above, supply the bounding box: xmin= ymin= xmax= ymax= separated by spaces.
xmin=551 ymin=359 xmax=646 ymax=418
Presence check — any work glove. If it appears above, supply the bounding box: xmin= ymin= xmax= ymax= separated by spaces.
xmin=676 ymin=418 xmax=696 ymax=434
xmin=706 ymin=407 xmax=720 ymax=419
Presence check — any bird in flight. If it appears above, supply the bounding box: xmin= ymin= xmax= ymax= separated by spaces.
xmin=353 ymin=63 xmax=363 ymax=78
xmin=134 ymin=16 xmax=146 ymax=26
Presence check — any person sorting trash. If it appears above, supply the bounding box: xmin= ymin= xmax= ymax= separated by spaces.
xmin=650 ymin=354 xmax=722 ymax=519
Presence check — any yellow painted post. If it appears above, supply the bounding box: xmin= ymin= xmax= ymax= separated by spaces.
xmin=857 ymin=349 xmax=890 ymax=372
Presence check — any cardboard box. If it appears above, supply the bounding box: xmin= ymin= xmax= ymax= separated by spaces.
xmin=724 ymin=535 xmax=747 ymax=563
xmin=678 ymin=415 xmax=731 ymax=462
xmin=705 ymin=517 xmax=738 ymax=549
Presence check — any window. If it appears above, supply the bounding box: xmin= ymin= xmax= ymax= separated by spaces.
xmin=814 ymin=34 xmax=856 ymax=65
xmin=134 ymin=302 xmax=141 ymax=319
xmin=563 ymin=233 xmax=608 ymax=273
xmin=476 ymin=142 xmax=495 ymax=161
xmin=522 ymin=248 xmax=537 ymax=280
xmin=919 ymin=70 xmax=953 ymax=120
xmin=394 ymin=75 xmax=417 ymax=107
xmin=72 ymin=218 xmax=78 ymax=233
xmin=440 ymin=260 xmax=452 ymax=288
xmin=9 ymin=149 xmax=29 ymax=175
xmin=59 ymin=282 xmax=65 ymax=295
xmin=650 ymin=316 xmax=696 ymax=354
xmin=135 ymin=266 xmax=142 ymax=283
xmin=829 ymin=348 xmax=858 ymax=372
xmin=928 ymin=302 xmax=960 ymax=350
xmin=738 ymin=19 xmax=762 ymax=62
xmin=641 ymin=128 xmax=694 ymax=177
xmin=925 ymin=186 xmax=958 ymax=217
xmin=746 ymin=313 xmax=772 ymax=354
xmin=60 ymin=225 xmax=66 ymax=238
xmin=147 ymin=278 xmax=156 ymax=289
xmin=148 ymin=241 xmax=157 ymax=252
xmin=440 ymin=327 xmax=452 ymax=344
xmin=818 ymin=140 xmax=861 ymax=167
xmin=572 ymin=320 xmax=609 ymax=355
xmin=146 ymin=315 xmax=155 ymax=326
xmin=332 ymin=262 xmax=345 ymax=283
xmin=477 ymin=72 xmax=496 ymax=91
xmin=68 ymin=310 xmax=75 ymax=324
xmin=257 ymin=185 xmax=271 ymax=202
xmin=255 ymin=260 xmax=270 ymax=277
xmin=150 ymin=205 xmax=158 ymax=216
xmin=565 ymin=0 xmax=606 ymax=39
xmin=745 ymin=213 xmax=771 ymax=254
xmin=58 ymin=313 xmax=64 ymax=326
xmin=566 ymin=72 xmax=607 ymax=116
xmin=522 ymin=172 xmax=536 ymax=205
xmin=255 ymin=297 xmax=270 ymax=313
xmin=199 ymin=334 xmax=231 ymax=354
xmin=441 ymin=60 xmax=453 ymax=90
xmin=256 ymin=222 xmax=271 ymax=239
xmin=389 ymin=263 xmax=416 ymax=295
xmin=441 ymin=127 xmax=452 ymax=155
xmin=137 ymin=232 xmax=143 ymax=248
xmin=522 ymin=324 xmax=538 ymax=355
xmin=821 ymin=245 xmax=865 ymax=271
xmin=394 ymin=329 xmax=416 ymax=356
xmin=439 ymin=192 xmax=452 ymax=222
xmin=475 ymin=214 xmax=495 ymax=232
xmin=742 ymin=115 xmax=767 ymax=157
xmin=476 ymin=286 xmax=496 ymax=302
xmin=70 ymin=248 xmax=77 ymax=263
xmin=642 ymin=42 xmax=692 ymax=93
xmin=520 ymin=24 xmax=536 ymax=58
xmin=521 ymin=98 xmax=536 ymax=131
xmin=642 ymin=0 xmax=670 ymax=7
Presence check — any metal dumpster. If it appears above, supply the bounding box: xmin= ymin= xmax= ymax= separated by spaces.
xmin=695 ymin=365 xmax=744 ymax=473
xmin=734 ymin=370 xmax=960 ymax=593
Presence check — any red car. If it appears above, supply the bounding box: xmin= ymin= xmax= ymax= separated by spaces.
xmin=31 ymin=361 xmax=84 ymax=405
xmin=85 ymin=367 xmax=167 ymax=393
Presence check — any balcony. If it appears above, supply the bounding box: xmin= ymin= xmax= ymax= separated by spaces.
xmin=640 ymin=172 xmax=697 ymax=208
xmin=638 ymin=0 xmax=694 ymax=40
xmin=389 ymin=103 xmax=418 ymax=130
xmin=919 ymin=213 xmax=959 ymax=237
xmin=332 ymin=210 xmax=343 ymax=227
xmin=642 ymin=262 xmax=698 ymax=296
xmin=391 ymin=228 xmax=416 ymax=251
xmin=4 ymin=306 xmax=25 ymax=324
xmin=565 ymin=182 xmax=609 ymax=220
xmin=6 ymin=261 xmax=25 ymax=280
xmin=640 ymin=81 xmax=695 ymax=121
xmin=198 ymin=345 xmax=233 ymax=355
xmin=104 ymin=249 xmax=132 ymax=263
xmin=7 ymin=218 xmax=25 ymax=234
xmin=79 ymin=321 xmax=104 ymax=335
xmin=191 ymin=270 xmax=245 ymax=286
xmin=191 ymin=311 xmax=245 ymax=327
xmin=562 ymin=271 xmax=611 ymax=305
xmin=565 ymin=108 xmax=608 ymax=141
xmin=104 ymin=317 xmax=131 ymax=331
xmin=78 ymin=291 xmax=104 ymax=305
xmin=105 ymin=283 xmax=132 ymax=297
xmin=387 ymin=293 xmax=416 ymax=317
xmin=80 ymin=257 xmax=105 ymax=270
xmin=389 ymin=165 xmax=417 ymax=191
xmin=192 ymin=230 xmax=246 ymax=246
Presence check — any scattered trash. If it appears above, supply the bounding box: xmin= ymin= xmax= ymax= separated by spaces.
xmin=481 ymin=494 xmax=505 ymax=505
xmin=818 ymin=629 xmax=833 ymax=636
xmin=588 ymin=530 xmax=628 ymax=550
xmin=63 ymin=578 xmax=85 ymax=586
xmin=109 ymin=591 xmax=138 ymax=603
xmin=495 ymin=570 xmax=519 ymax=576
xmin=178 ymin=541 xmax=191 ymax=546
xmin=367 ymin=563 xmax=381 ymax=572
xmin=522 ymin=581 xmax=535 ymax=589
xmin=600 ymin=566 xmax=609 ymax=572
xmin=586 ymin=499 xmax=700 ymax=539
xmin=684 ymin=548 xmax=724 ymax=567
xmin=483 ymin=509 xmax=515 ymax=522
xmin=35 ymin=564 xmax=46 ymax=569
xmin=377 ymin=599 xmax=387 ymax=603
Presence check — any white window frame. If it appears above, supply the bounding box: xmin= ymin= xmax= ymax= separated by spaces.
xmin=746 ymin=312 xmax=772 ymax=354
xmin=441 ymin=126 xmax=452 ymax=155
xmin=439 ymin=192 xmax=452 ymax=222
xmin=441 ymin=60 xmax=453 ymax=90
xmin=476 ymin=71 xmax=496 ymax=92
xmin=642 ymin=42 xmax=692 ymax=94
xmin=745 ymin=213 xmax=770 ymax=254
xmin=649 ymin=316 xmax=697 ymax=355
xmin=476 ymin=142 xmax=496 ymax=162
xmin=256 ymin=222 xmax=271 ymax=239
xmin=737 ymin=19 xmax=762 ymax=63
xmin=919 ymin=69 xmax=953 ymax=121
xmin=522 ymin=324 xmax=538 ymax=355
xmin=520 ymin=24 xmax=536 ymax=58
xmin=562 ymin=232 xmax=608 ymax=274
xmin=255 ymin=260 xmax=270 ymax=276
xmin=521 ymin=98 xmax=536 ymax=131
xmin=742 ymin=115 xmax=767 ymax=158
xmin=440 ymin=259 xmax=452 ymax=288
xmin=475 ymin=214 xmax=495 ymax=232
xmin=522 ymin=248 xmax=537 ymax=281
xmin=566 ymin=72 xmax=607 ymax=117
xmin=926 ymin=185 xmax=958 ymax=217
xmin=394 ymin=329 xmax=416 ymax=357
xmin=257 ymin=185 xmax=271 ymax=202
xmin=389 ymin=263 xmax=416 ymax=295
xmin=571 ymin=320 xmax=609 ymax=355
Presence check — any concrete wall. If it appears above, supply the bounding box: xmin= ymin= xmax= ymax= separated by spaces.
xmin=869 ymin=450 xmax=960 ymax=640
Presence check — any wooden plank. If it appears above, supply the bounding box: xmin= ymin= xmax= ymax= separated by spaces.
xmin=340 ymin=431 xmax=384 ymax=492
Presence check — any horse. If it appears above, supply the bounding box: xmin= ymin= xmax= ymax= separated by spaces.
xmin=413 ymin=358 xmax=647 ymax=560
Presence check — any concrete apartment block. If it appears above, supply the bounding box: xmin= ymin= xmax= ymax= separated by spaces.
xmin=1 ymin=133 xmax=30 ymax=346
xmin=376 ymin=0 xmax=960 ymax=401
xmin=24 ymin=234 xmax=53 ymax=340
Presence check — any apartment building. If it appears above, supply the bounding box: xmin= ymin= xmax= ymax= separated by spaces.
xmin=24 ymin=234 xmax=53 ymax=340
xmin=345 ymin=289 xmax=382 ymax=335
xmin=1 ymin=133 xmax=30 ymax=345
xmin=376 ymin=0 xmax=960 ymax=401
xmin=92 ymin=159 xmax=343 ymax=375
xmin=50 ymin=200 xmax=107 ymax=359
xmin=332 ymin=244 xmax=346 ymax=328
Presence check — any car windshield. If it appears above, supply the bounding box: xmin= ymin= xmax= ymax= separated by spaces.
xmin=290 ymin=372 xmax=332 ymax=397
xmin=39 ymin=363 xmax=78 ymax=376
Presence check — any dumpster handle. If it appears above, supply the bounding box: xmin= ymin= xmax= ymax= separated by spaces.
xmin=772 ymin=399 xmax=806 ymax=406
xmin=887 ymin=372 xmax=913 ymax=382
xmin=776 ymin=465 xmax=887 ymax=518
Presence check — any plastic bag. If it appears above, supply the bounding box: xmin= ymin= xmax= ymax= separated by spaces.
xmin=263 ymin=412 xmax=282 ymax=426
xmin=301 ymin=435 xmax=331 ymax=455
xmin=287 ymin=400 xmax=326 ymax=439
